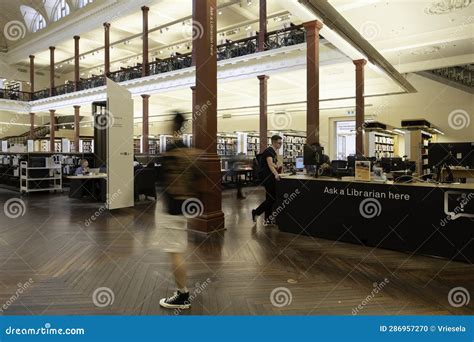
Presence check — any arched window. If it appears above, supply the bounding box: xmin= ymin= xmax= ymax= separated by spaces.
xmin=20 ymin=5 xmax=47 ymax=32
xmin=34 ymin=14 xmax=46 ymax=32
xmin=78 ymin=0 xmax=93 ymax=8
xmin=52 ymin=0 xmax=70 ymax=21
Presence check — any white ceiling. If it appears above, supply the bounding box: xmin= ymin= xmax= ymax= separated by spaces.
xmin=329 ymin=0 xmax=474 ymax=70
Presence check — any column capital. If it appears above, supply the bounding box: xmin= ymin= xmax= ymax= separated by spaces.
xmin=190 ymin=86 xmax=196 ymax=91
xmin=141 ymin=94 xmax=150 ymax=99
xmin=303 ymin=20 xmax=323 ymax=31
xmin=353 ymin=59 xmax=367 ymax=68
xmin=73 ymin=105 xmax=80 ymax=109
xmin=29 ymin=112 xmax=35 ymax=115
xmin=103 ymin=22 xmax=110 ymax=29
xmin=49 ymin=46 xmax=55 ymax=51
xmin=73 ymin=35 xmax=80 ymax=40
xmin=141 ymin=5 xmax=149 ymax=11
xmin=257 ymin=75 xmax=269 ymax=81
xmin=49 ymin=109 xmax=56 ymax=113
xmin=29 ymin=55 xmax=35 ymax=60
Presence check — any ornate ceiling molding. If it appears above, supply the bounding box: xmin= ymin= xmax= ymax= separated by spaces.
xmin=424 ymin=0 xmax=473 ymax=15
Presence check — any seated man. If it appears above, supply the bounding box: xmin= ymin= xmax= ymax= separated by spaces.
xmin=75 ymin=159 xmax=89 ymax=175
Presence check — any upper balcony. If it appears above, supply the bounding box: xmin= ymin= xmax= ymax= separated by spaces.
xmin=0 ymin=25 xmax=307 ymax=103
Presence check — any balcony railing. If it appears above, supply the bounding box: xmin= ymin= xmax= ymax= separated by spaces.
xmin=149 ymin=53 xmax=193 ymax=75
xmin=3 ymin=25 xmax=307 ymax=102
xmin=0 ymin=89 xmax=32 ymax=101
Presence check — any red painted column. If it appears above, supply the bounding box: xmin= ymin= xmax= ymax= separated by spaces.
xmin=141 ymin=94 xmax=150 ymax=153
xmin=141 ymin=6 xmax=149 ymax=77
xmin=103 ymin=23 xmax=110 ymax=78
xmin=74 ymin=35 xmax=80 ymax=91
xmin=258 ymin=0 xmax=267 ymax=52
xmin=29 ymin=55 xmax=34 ymax=99
xmin=74 ymin=105 xmax=80 ymax=151
xmin=189 ymin=0 xmax=225 ymax=233
xmin=29 ymin=113 xmax=35 ymax=139
xmin=49 ymin=46 xmax=55 ymax=96
xmin=258 ymin=75 xmax=269 ymax=153
xmin=303 ymin=20 xmax=323 ymax=145
xmin=354 ymin=59 xmax=367 ymax=155
xmin=49 ymin=109 xmax=55 ymax=151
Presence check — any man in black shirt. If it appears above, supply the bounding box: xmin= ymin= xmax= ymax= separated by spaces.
xmin=252 ymin=135 xmax=283 ymax=225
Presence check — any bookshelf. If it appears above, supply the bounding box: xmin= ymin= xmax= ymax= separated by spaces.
xmin=367 ymin=132 xmax=395 ymax=159
xmin=405 ymin=130 xmax=434 ymax=175
xmin=20 ymin=159 xmax=62 ymax=193
xmin=217 ymin=134 xmax=237 ymax=156
xmin=282 ymin=133 xmax=306 ymax=164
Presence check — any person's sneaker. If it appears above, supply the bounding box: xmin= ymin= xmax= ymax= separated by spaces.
xmin=251 ymin=209 xmax=257 ymax=223
xmin=159 ymin=291 xmax=191 ymax=309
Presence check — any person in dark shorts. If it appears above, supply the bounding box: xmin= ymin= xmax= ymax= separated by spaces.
xmin=252 ymin=135 xmax=283 ymax=225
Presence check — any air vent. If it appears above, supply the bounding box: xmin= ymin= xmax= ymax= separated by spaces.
xmin=222 ymin=113 xmax=231 ymax=119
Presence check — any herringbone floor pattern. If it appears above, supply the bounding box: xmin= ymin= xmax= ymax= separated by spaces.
xmin=0 ymin=187 xmax=472 ymax=315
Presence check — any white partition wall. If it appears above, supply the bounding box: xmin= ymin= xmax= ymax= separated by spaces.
xmin=106 ymin=79 xmax=134 ymax=210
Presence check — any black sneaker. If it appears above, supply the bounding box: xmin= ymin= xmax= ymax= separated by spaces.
xmin=159 ymin=291 xmax=191 ymax=309
xmin=252 ymin=209 xmax=257 ymax=222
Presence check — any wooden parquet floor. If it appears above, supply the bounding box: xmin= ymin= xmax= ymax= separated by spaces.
xmin=0 ymin=187 xmax=472 ymax=315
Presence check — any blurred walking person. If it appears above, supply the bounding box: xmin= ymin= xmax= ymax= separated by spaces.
xmin=159 ymin=112 xmax=202 ymax=310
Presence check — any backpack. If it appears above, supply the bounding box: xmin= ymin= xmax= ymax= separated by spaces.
xmin=253 ymin=152 xmax=266 ymax=180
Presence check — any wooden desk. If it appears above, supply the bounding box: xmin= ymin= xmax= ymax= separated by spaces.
xmin=67 ymin=174 xmax=107 ymax=201
xmin=67 ymin=173 xmax=107 ymax=180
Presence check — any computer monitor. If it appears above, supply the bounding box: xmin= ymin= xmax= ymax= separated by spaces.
xmin=295 ymin=157 xmax=304 ymax=170
xmin=428 ymin=143 xmax=473 ymax=169
xmin=303 ymin=144 xmax=324 ymax=166
xmin=380 ymin=157 xmax=405 ymax=172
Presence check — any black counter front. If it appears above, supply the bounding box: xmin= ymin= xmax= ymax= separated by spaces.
xmin=275 ymin=175 xmax=474 ymax=263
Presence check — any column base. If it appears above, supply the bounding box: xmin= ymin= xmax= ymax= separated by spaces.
xmin=187 ymin=211 xmax=225 ymax=234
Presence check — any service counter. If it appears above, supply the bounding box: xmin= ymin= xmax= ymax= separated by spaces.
xmin=275 ymin=175 xmax=474 ymax=263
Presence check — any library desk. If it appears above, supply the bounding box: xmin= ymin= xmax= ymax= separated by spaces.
xmin=275 ymin=175 xmax=474 ymax=263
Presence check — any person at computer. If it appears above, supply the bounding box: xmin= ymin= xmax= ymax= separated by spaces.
xmin=252 ymin=134 xmax=283 ymax=226
xmin=75 ymin=159 xmax=89 ymax=175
